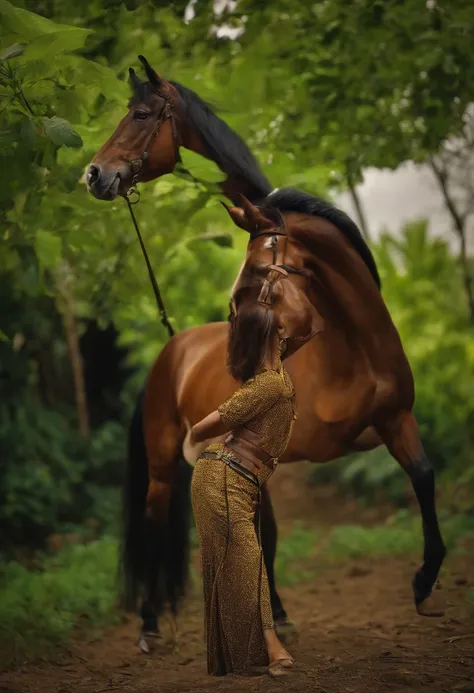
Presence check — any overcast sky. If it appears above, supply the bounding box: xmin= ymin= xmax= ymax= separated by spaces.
xmin=336 ymin=162 xmax=473 ymax=253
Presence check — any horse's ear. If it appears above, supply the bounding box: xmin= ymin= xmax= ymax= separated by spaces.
xmin=220 ymin=202 xmax=249 ymax=231
xmin=222 ymin=196 xmax=280 ymax=233
xmin=236 ymin=194 xmax=279 ymax=231
xmin=128 ymin=67 xmax=142 ymax=92
xmin=138 ymin=55 xmax=161 ymax=86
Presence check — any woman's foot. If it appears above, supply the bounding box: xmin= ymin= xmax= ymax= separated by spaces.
xmin=264 ymin=628 xmax=295 ymax=677
xmin=268 ymin=656 xmax=295 ymax=678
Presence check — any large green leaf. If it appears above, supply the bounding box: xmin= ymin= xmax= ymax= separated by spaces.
xmin=179 ymin=149 xmax=226 ymax=184
xmin=0 ymin=0 xmax=74 ymax=39
xmin=24 ymin=28 xmax=91 ymax=62
xmin=77 ymin=59 xmax=128 ymax=102
xmin=35 ymin=230 xmax=62 ymax=271
xmin=42 ymin=117 xmax=83 ymax=148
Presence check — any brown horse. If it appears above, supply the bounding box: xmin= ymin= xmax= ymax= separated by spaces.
xmin=88 ymin=58 xmax=445 ymax=650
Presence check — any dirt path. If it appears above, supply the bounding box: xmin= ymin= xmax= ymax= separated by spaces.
xmin=2 ymin=465 xmax=473 ymax=693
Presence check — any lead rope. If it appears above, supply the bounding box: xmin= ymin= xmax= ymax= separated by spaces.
xmin=125 ymin=194 xmax=175 ymax=338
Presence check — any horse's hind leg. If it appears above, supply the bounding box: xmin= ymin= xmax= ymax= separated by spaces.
xmin=138 ymin=418 xmax=183 ymax=653
xmin=260 ymin=486 xmax=297 ymax=642
xmin=377 ymin=411 xmax=446 ymax=616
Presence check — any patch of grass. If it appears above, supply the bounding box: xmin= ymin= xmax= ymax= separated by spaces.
xmin=273 ymin=511 xmax=474 ymax=584
xmin=324 ymin=509 xmax=474 ymax=561
xmin=0 ymin=536 xmax=119 ymax=667
xmin=275 ymin=523 xmax=320 ymax=585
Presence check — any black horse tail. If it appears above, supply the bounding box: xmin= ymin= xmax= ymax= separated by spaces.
xmin=165 ymin=451 xmax=193 ymax=614
xmin=120 ymin=387 xmax=193 ymax=618
xmin=121 ymin=388 xmax=148 ymax=610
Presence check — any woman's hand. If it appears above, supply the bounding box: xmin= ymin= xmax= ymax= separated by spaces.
xmin=192 ymin=410 xmax=230 ymax=444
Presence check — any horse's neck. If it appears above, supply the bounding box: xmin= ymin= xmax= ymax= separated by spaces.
xmin=298 ymin=217 xmax=391 ymax=334
xmin=177 ymin=114 xmax=266 ymax=204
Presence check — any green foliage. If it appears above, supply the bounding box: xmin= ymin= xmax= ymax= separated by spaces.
xmin=42 ymin=116 xmax=82 ymax=148
xmin=211 ymin=0 xmax=474 ymax=181
xmin=179 ymin=149 xmax=226 ymax=185
xmin=0 ymin=395 xmax=125 ymax=546
xmin=323 ymin=510 xmax=474 ymax=561
xmin=275 ymin=523 xmax=319 ymax=586
xmin=275 ymin=510 xmax=474 ymax=584
xmin=0 ymin=536 xmax=119 ymax=665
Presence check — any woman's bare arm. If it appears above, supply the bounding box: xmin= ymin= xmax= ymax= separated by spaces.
xmin=191 ymin=409 xmax=232 ymax=444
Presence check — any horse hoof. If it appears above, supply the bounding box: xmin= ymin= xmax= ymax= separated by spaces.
xmin=275 ymin=617 xmax=298 ymax=644
xmin=137 ymin=631 xmax=161 ymax=654
xmin=416 ymin=590 xmax=445 ymax=617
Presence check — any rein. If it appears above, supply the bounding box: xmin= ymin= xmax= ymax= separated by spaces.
xmin=123 ymin=91 xmax=181 ymax=339
xmin=125 ymin=196 xmax=175 ymax=338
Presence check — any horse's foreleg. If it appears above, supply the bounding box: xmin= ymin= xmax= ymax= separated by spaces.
xmin=260 ymin=486 xmax=298 ymax=642
xmin=377 ymin=411 xmax=446 ymax=616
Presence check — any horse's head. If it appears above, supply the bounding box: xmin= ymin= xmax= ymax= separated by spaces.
xmin=86 ymin=56 xmax=180 ymax=201
xmin=224 ymin=195 xmax=323 ymax=356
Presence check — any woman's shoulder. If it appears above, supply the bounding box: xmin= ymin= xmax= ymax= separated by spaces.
xmin=254 ymin=368 xmax=285 ymax=389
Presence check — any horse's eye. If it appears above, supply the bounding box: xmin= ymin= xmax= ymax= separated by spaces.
xmin=133 ymin=110 xmax=150 ymax=121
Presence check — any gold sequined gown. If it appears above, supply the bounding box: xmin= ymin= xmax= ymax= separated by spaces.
xmin=191 ymin=363 xmax=296 ymax=676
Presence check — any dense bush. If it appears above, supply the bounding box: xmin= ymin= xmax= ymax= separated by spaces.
xmin=0 ymin=396 xmax=125 ymax=549
xmin=0 ymin=537 xmax=119 ymax=665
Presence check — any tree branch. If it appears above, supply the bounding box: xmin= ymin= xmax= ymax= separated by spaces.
xmin=56 ymin=264 xmax=90 ymax=438
xmin=345 ymin=162 xmax=371 ymax=242
xmin=429 ymin=157 xmax=474 ymax=323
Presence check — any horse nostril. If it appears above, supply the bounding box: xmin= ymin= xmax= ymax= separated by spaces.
xmin=86 ymin=164 xmax=101 ymax=186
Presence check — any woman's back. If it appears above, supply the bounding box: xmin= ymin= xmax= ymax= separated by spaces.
xmin=205 ymin=364 xmax=296 ymax=461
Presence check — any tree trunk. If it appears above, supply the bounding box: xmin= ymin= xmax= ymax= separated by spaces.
xmin=345 ymin=163 xmax=371 ymax=242
xmin=429 ymin=158 xmax=474 ymax=324
xmin=56 ymin=265 xmax=90 ymax=438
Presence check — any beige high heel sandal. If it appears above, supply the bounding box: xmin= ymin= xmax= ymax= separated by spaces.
xmin=268 ymin=656 xmax=295 ymax=677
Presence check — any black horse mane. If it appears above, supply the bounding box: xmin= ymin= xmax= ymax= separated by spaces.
xmin=264 ymin=188 xmax=381 ymax=289
xmin=171 ymin=82 xmax=272 ymax=200
xmin=129 ymin=79 xmax=272 ymax=201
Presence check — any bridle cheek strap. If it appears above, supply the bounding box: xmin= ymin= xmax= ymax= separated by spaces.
xmin=128 ymin=95 xmax=181 ymax=190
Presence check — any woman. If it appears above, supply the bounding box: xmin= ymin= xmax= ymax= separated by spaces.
xmin=191 ymin=301 xmax=315 ymax=677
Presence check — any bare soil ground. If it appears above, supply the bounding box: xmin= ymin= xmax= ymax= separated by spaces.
xmin=1 ymin=463 xmax=473 ymax=693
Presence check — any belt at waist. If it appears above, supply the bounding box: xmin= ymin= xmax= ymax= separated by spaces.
xmin=201 ymin=450 xmax=259 ymax=486
xmin=224 ymin=427 xmax=277 ymax=474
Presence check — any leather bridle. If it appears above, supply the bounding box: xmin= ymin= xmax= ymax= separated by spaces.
xmin=243 ymin=211 xmax=312 ymax=308
xmin=127 ymin=91 xmax=181 ymax=195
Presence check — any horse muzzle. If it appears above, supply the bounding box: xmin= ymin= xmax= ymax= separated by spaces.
xmin=85 ymin=163 xmax=130 ymax=201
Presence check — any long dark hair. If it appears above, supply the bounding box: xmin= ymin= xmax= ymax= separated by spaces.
xmin=227 ymin=302 xmax=277 ymax=382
